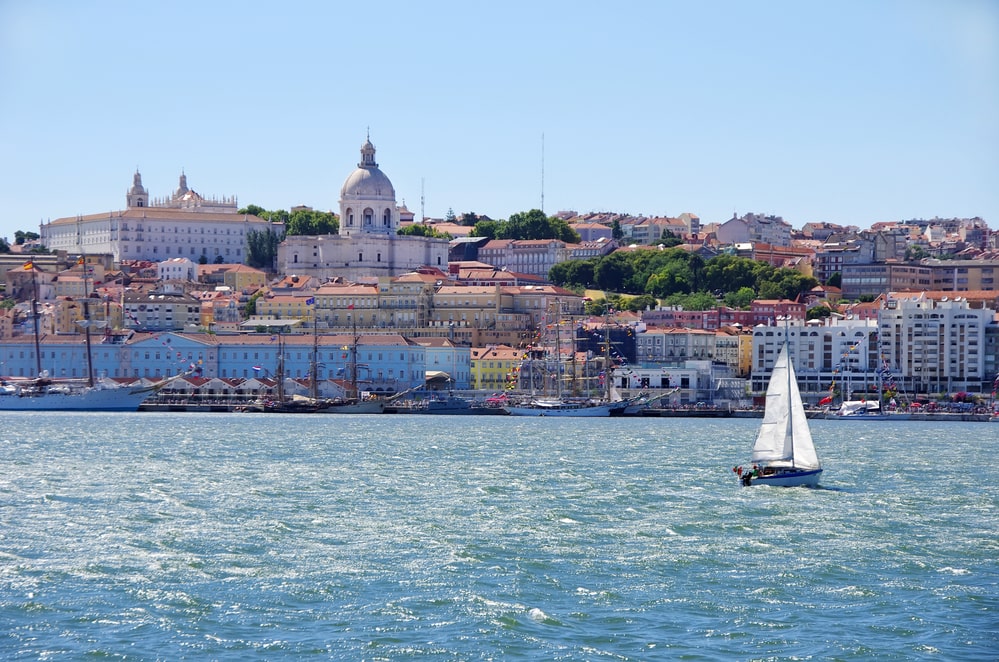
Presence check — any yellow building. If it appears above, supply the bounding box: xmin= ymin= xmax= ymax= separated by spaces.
xmin=222 ymin=264 xmax=267 ymax=293
xmin=253 ymin=294 xmax=314 ymax=323
xmin=470 ymin=344 xmax=523 ymax=391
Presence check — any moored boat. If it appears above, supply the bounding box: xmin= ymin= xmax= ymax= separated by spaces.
xmin=0 ymin=377 xmax=163 ymax=412
xmin=503 ymin=397 xmax=630 ymax=417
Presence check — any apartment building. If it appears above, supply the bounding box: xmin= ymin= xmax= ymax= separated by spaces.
xmin=878 ymin=293 xmax=992 ymax=394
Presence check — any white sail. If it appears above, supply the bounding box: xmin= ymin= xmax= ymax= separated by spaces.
xmin=751 ymin=343 xmax=820 ymax=470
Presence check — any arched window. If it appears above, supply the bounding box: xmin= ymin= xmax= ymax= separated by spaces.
xmin=383 ymin=209 xmax=390 ymax=226
xmin=364 ymin=208 xmax=373 ymax=225
xmin=346 ymin=209 xmax=354 ymax=226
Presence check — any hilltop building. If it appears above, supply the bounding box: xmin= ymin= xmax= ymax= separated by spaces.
xmin=40 ymin=171 xmax=275 ymax=264
xmin=276 ymin=137 xmax=449 ymax=281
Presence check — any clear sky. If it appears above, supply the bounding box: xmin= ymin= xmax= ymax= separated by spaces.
xmin=1 ymin=0 xmax=996 ymax=242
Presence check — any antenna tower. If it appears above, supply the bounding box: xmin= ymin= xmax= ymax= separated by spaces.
xmin=541 ymin=132 xmax=545 ymax=213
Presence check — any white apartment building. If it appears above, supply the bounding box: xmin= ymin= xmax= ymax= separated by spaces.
xmin=878 ymin=293 xmax=992 ymax=394
xmin=750 ymin=318 xmax=880 ymax=398
xmin=157 ymin=257 xmax=197 ymax=281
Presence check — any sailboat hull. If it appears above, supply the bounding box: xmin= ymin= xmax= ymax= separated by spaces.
xmin=503 ymin=400 xmax=627 ymax=417
xmin=746 ymin=467 xmax=822 ymax=488
xmin=0 ymin=385 xmax=153 ymax=412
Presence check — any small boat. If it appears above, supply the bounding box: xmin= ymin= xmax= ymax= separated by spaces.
xmin=827 ymin=399 xmax=886 ymax=419
xmin=318 ymin=397 xmax=385 ymax=414
xmin=503 ymin=397 xmax=630 ymax=417
xmin=389 ymin=393 xmax=506 ymax=415
xmin=737 ymin=332 xmax=822 ymax=488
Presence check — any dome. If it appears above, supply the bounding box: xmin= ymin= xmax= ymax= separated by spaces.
xmin=339 ymin=138 xmax=395 ymax=201
xmin=340 ymin=166 xmax=395 ymax=200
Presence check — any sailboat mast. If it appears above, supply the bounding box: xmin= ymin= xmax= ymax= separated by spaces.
xmin=311 ymin=309 xmax=319 ymax=401
xmin=604 ymin=311 xmax=613 ymax=402
xmin=784 ymin=316 xmax=795 ymax=467
xmin=78 ymin=250 xmax=95 ymax=387
xmin=553 ymin=299 xmax=562 ymax=399
xmin=276 ymin=332 xmax=285 ymax=403
xmin=350 ymin=307 xmax=358 ymax=400
xmin=82 ymin=300 xmax=95 ymax=387
xmin=29 ymin=263 xmax=42 ymax=378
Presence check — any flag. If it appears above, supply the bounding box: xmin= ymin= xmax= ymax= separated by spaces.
xmin=252 ymin=365 xmax=262 ymax=372
xmin=23 ymin=261 xmax=33 ymax=270
xmin=305 ymin=297 xmax=315 ymax=305
xmin=347 ymin=304 xmax=354 ymax=310
xmin=77 ymin=256 xmax=85 ymax=265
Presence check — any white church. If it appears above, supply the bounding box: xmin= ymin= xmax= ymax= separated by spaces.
xmin=276 ymin=137 xmax=449 ymax=281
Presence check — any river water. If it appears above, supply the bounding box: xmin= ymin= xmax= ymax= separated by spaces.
xmin=0 ymin=413 xmax=996 ymax=660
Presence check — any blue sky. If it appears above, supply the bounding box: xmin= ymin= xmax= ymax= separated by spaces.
xmin=1 ymin=0 xmax=996 ymax=242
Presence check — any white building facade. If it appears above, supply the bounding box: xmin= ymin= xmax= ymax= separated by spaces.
xmin=40 ymin=171 xmax=275 ymax=264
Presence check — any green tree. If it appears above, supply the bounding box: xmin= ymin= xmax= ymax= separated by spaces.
xmin=238 ymin=204 xmax=267 ymax=217
xmin=0 ymin=237 xmax=9 ymax=253
xmin=459 ymin=212 xmax=480 ymax=227
xmin=757 ymin=268 xmax=817 ymax=300
xmin=655 ymin=229 xmax=683 ymax=247
xmin=611 ymin=219 xmax=623 ymax=240
xmin=199 ymin=254 xmax=209 ymax=265
xmin=499 ymin=210 xmax=581 ymax=243
xmin=213 ymin=254 xmax=225 ymax=264
xmin=723 ymin=286 xmax=756 ymax=309
xmin=826 ymin=271 xmax=842 ymax=288
xmin=246 ymin=229 xmax=282 ymax=269
xmin=549 ymin=258 xmax=597 ymax=289
xmin=702 ymin=254 xmax=771 ymax=294
xmin=14 ymin=230 xmax=40 ymax=245
xmin=398 ymin=224 xmax=451 ymax=239
xmin=245 ymin=291 xmax=264 ymax=318
xmin=905 ymin=244 xmax=929 ymax=261
xmin=624 ymin=294 xmax=658 ymax=311
xmin=239 ymin=205 xmax=289 ymax=223
xmin=445 ymin=208 xmax=457 ymax=223
xmin=285 ymin=209 xmax=338 ymax=236
xmin=806 ymin=305 xmax=832 ymax=320
xmin=593 ymin=251 xmax=635 ymax=292
xmin=471 ymin=219 xmax=501 ymax=240
xmin=662 ymin=291 xmax=717 ymax=310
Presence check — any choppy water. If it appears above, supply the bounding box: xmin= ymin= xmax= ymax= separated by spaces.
xmin=0 ymin=413 xmax=996 ymax=660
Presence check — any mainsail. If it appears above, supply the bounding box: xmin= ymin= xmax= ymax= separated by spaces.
xmin=751 ymin=343 xmax=820 ymax=470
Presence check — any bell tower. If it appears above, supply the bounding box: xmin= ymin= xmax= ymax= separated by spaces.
xmin=126 ymin=169 xmax=148 ymax=208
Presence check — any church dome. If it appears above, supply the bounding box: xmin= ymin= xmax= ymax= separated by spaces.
xmin=340 ymin=139 xmax=396 ymax=201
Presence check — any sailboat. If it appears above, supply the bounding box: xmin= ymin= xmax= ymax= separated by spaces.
xmin=1 ymin=270 xmax=176 ymax=411
xmin=504 ymin=307 xmax=635 ymax=417
xmin=738 ymin=333 xmax=822 ymax=487
xmin=317 ymin=308 xmax=383 ymax=414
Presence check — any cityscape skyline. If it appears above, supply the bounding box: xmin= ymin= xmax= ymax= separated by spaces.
xmin=1 ymin=1 xmax=997 ymax=242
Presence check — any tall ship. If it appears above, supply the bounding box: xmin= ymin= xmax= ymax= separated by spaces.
xmin=505 ymin=304 xmax=638 ymax=417
xmin=1 ymin=263 xmax=169 ymax=412
xmin=0 ymin=376 xmax=160 ymax=412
